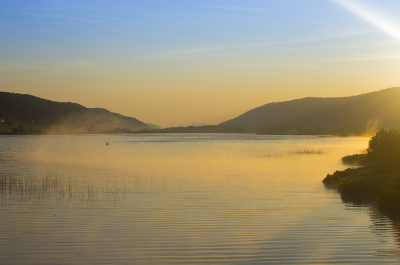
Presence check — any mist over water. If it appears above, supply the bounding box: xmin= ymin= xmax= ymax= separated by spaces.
xmin=1 ymin=134 xmax=400 ymax=264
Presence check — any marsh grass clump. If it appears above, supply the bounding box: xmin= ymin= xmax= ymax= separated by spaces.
xmin=256 ymin=153 xmax=284 ymax=158
xmin=257 ymin=149 xmax=326 ymax=158
xmin=0 ymin=172 xmax=128 ymax=203
xmin=1 ymin=172 xmax=185 ymax=204
xmin=105 ymin=178 xmax=129 ymax=196
xmin=287 ymin=149 xmax=326 ymax=155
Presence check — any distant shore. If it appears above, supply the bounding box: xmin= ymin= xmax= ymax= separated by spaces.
xmin=0 ymin=123 xmax=372 ymax=136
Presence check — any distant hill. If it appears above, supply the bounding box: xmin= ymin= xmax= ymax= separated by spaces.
xmin=191 ymin=122 xmax=210 ymax=127
xmin=219 ymin=87 xmax=400 ymax=131
xmin=145 ymin=123 xmax=161 ymax=129
xmin=0 ymin=92 xmax=148 ymax=133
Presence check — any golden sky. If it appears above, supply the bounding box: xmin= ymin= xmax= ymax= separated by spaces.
xmin=1 ymin=0 xmax=399 ymax=127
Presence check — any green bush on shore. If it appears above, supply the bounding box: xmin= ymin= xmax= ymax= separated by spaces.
xmin=324 ymin=129 xmax=400 ymax=217
xmin=366 ymin=129 xmax=400 ymax=172
xmin=323 ymin=167 xmax=400 ymax=216
xmin=341 ymin=154 xmax=369 ymax=166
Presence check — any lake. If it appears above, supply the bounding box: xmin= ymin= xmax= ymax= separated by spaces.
xmin=1 ymin=134 xmax=400 ymax=264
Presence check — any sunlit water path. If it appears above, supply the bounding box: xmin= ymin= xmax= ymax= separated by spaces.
xmin=1 ymin=134 xmax=400 ymax=264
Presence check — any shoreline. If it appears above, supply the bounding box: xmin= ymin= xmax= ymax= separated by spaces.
xmin=323 ymin=167 xmax=400 ymax=218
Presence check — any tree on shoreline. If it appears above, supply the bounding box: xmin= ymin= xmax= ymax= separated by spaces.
xmin=367 ymin=129 xmax=400 ymax=172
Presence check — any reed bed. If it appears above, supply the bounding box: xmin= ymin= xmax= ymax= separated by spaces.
xmin=256 ymin=153 xmax=285 ymax=158
xmin=0 ymin=172 xmax=128 ymax=203
xmin=287 ymin=149 xmax=326 ymax=155
xmin=257 ymin=149 xmax=327 ymax=158
xmin=0 ymin=172 xmax=181 ymax=204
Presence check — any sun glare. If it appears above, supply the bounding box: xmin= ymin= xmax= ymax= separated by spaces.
xmin=333 ymin=0 xmax=400 ymax=42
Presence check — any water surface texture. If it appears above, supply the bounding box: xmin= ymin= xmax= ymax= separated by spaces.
xmin=1 ymin=134 xmax=400 ymax=264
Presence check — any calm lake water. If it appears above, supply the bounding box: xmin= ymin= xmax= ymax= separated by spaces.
xmin=1 ymin=134 xmax=400 ymax=264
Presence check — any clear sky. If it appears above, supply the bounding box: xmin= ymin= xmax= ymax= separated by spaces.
xmin=1 ymin=0 xmax=399 ymax=127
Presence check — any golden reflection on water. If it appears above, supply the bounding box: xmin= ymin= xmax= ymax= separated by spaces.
xmin=17 ymin=134 xmax=367 ymax=180
xmin=3 ymin=134 xmax=400 ymax=264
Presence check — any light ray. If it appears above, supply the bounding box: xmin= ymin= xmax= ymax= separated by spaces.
xmin=333 ymin=0 xmax=400 ymax=41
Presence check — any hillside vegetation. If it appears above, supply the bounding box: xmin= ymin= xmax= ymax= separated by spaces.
xmin=220 ymin=87 xmax=400 ymax=131
xmin=0 ymin=92 xmax=148 ymax=134
xmin=323 ymin=129 xmax=400 ymax=217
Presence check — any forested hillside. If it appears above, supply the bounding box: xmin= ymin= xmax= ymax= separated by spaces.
xmin=220 ymin=87 xmax=400 ymax=131
xmin=0 ymin=92 xmax=148 ymax=133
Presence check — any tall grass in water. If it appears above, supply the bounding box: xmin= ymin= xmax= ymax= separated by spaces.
xmin=287 ymin=149 xmax=326 ymax=155
xmin=257 ymin=149 xmax=326 ymax=158
xmin=0 ymin=173 xmax=183 ymax=204
xmin=0 ymin=172 xmax=127 ymax=203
